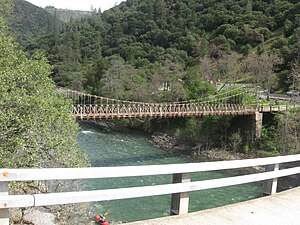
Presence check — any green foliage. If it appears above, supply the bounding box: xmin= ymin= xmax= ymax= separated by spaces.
xmin=0 ymin=0 xmax=12 ymax=17
xmin=185 ymin=80 xmax=216 ymax=100
xmin=100 ymin=56 xmax=140 ymax=100
xmin=0 ymin=18 xmax=89 ymax=168
xmin=175 ymin=117 xmax=201 ymax=143
xmin=243 ymin=144 xmax=249 ymax=154
xmin=7 ymin=0 xmax=300 ymax=98
xmin=274 ymin=111 xmax=300 ymax=154
xmin=255 ymin=111 xmax=300 ymax=156
xmin=228 ymin=131 xmax=243 ymax=153
xmin=242 ymin=93 xmax=256 ymax=104
xmin=257 ymin=127 xmax=278 ymax=154
xmin=176 ymin=116 xmax=232 ymax=149
xmin=6 ymin=0 xmax=61 ymax=47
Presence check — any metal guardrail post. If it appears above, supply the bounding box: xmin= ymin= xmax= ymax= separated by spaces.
xmin=170 ymin=173 xmax=191 ymax=215
xmin=263 ymin=163 xmax=279 ymax=195
xmin=0 ymin=182 xmax=9 ymax=225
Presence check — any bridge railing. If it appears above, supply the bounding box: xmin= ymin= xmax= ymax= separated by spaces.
xmin=72 ymin=103 xmax=300 ymax=119
xmin=259 ymin=104 xmax=300 ymax=112
xmin=1 ymin=154 xmax=300 ymax=224
xmin=72 ymin=103 xmax=260 ymax=119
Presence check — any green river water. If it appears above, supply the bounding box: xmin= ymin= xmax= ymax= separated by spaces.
xmin=77 ymin=122 xmax=263 ymax=224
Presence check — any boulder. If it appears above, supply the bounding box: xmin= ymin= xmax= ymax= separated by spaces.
xmin=23 ymin=209 xmax=55 ymax=225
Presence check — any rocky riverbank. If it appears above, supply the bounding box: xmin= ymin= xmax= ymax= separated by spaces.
xmin=10 ymin=208 xmax=55 ymax=225
xmin=149 ymin=132 xmax=300 ymax=192
xmin=150 ymin=132 xmax=245 ymax=161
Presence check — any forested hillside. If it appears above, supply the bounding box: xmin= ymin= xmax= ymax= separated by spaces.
xmin=45 ymin=6 xmax=92 ymax=23
xmin=4 ymin=0 xmax=300 ymax=167
xmin=10 ymin=0 xmax=299 ymax=103
xmin=7 ymin=0 xmax=61 ymax=46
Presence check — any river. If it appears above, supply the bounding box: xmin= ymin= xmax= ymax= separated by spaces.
xmin=77 ymin=122 xmax=262 ymax=224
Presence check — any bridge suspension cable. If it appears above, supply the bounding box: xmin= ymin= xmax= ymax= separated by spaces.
xmin=58 ymin=86 xmax=250 ymax=106
xmin=57 ymin=87 xmax=262 ymax=119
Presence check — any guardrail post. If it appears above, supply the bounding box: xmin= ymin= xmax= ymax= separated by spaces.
xmin=170 ymin=173 xmax=191 ymax=215
xmin=263 ymin=163 xmax=279 ymax=195
xmin=0 ymin=182 xmax=9 ymax=225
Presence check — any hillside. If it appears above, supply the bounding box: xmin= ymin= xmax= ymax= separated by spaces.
xmin=7 ymin=0 xmax=61 ymax=46
xmin=97 ymin=0 xmax=299 ymax=60
xmin=44 ymin=6 xmax=92 ymax=23
xmin=14 ymin=0 xmax=300 ymax=98
xmin=3 ymin=0 xmax=300 ymax=162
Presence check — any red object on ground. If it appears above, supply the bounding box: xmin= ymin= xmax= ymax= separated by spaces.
xmin=95 ymin=215 xmax=101 ymax=221
xmin=95 ymin=214 xmax=110 ymax=225
xmin=99 ymin=221 xmax=110 ymax=225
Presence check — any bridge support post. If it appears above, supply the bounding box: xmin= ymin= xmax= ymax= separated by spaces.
xmin=170 ymin=173 xmax=191 ymax=215
xmin=263 ymin=163 xmax=279 ymax=195
xmin=253 ymin=112 xmax=263 ymax=140
xmin=0 ymin=182 xmax=9 ymax=225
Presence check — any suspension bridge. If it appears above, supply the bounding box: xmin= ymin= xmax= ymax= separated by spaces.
xmin=59 ymin=88 xmax=298 ymax=120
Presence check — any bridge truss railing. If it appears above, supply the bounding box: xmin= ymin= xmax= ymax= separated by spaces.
xmin=1 ymin=154 xmax=300 ymax=224
xmin=72 ymin=103 xmax=300 ymax=119
xmin=58 ymin=87 xmax=261 ymax=119
xmin=72 ymin=103 xmax=259 ymax=119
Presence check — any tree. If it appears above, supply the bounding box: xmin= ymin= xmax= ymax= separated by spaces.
xmin=151 ymin=59 xmax=186 ymax=102
xmin=229 ymin=131 xmax=243 ymax=154
xmin=0 ymin=9 xmax=90 ymax=222
xmin=223 ymin=25 xmax=243 ymax=42
xmin=216 ymin=52 xmax=242 ymax=83
xmin=199 ymin=56 xmax=217 ymax=83
xmin=0 ymin=0 xmax=11 ymax=17
xmin=244 ymin=52 xmax=282 ymax=99
xmin=290 ymin=59 xmax=300 ymax=90
xmin=275 ymin=112 xmax=300 ymax=155
xmin=0 ymin=12 xmax=88 ymax=170
xmin=184 ymin=66 xmax=216 ymax=99
xmin=289 ymin=29 xmax=300 ymax=62
xmin=84 ymin=56 xmax=109 ymax=94
xmin=100 ymin=56 xmax=142 ymax=100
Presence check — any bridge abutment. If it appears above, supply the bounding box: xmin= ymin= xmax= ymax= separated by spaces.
xmin=230 ymin=112 xmax=264 ymax=143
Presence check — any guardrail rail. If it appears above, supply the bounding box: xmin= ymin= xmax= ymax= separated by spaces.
xmin=1 ymin=154 xmax=300 ymax=224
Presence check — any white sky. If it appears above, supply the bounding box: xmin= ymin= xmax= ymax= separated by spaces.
xmin=25 ymin=0 xmax=120 ymax=12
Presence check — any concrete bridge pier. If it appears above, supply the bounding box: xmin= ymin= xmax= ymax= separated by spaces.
xmin=253 ymin=112 xmax=263 ymax=140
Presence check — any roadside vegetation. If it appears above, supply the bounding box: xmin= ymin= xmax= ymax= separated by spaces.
xmin=0 ymin=0 xmax=89 ymax=223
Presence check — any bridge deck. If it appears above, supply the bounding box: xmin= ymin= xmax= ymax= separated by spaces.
xmin=123 ymin=186 xmax=300 ymax=225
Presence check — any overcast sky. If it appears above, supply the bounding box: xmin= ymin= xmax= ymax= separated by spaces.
xmin=25 ymin=0 xmax=120 ymax=12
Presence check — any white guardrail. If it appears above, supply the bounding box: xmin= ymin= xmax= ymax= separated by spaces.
xmin=1 ymin=154 xmax=300 ymax=224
